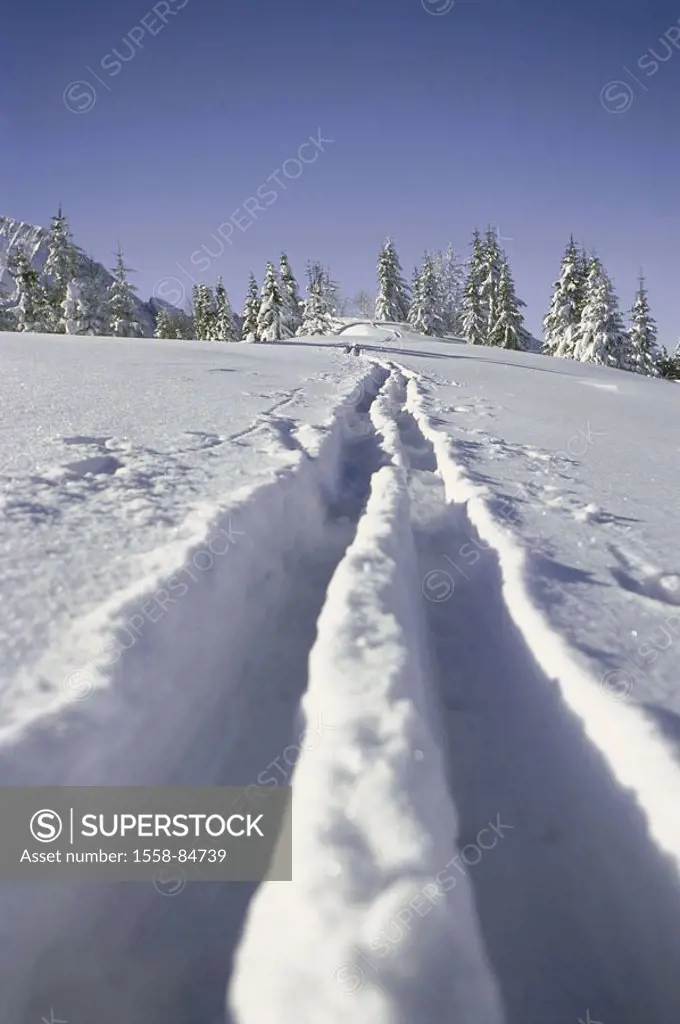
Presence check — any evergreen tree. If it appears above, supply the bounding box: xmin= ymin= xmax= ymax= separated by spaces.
xmin=211 ymin=277 xmax=237 ymax=341
xmin=479 ymin=228 xmax=504 ymax=338
xmin=43 ymin=205 xmax=79 ymax=332
xmin=192 ymin=284 xmax=215 ymax=341
xmin=430 ymin=243 xmax=465 ymax=336
xmin=375 ymin=238 xmax=410 ymax=322
xmin=462 ymin=230 xmax=486 ymax=345
xmin=626 ymin=274 xmax=659 ymax=376
xmin=108 ymin=247 xmax=142 ymax=338
xmin=63 ymin=265 xmax=109 ymax=335
xmin=409 ymin=254 xmax=441 ymax=336
xmin=489 ymin=256 xmax=526 ymax=350
xmin=241 ymin=274 xmax=260 ymax=342
xmin=155 ymin=308 xmax=194 ymax=340
xmin=573 ymin=256 xmax=628 ymax=367
xmin=298 ymin=261 xmax=335 ymax=336
xmin=8 ymin=249 xmax=52 ymax=332
xmin=279 ymin=253 xmax=303 ymax=337
xmin=543 ymin=236 xmax=584 ymax=358
xmin=657 ymin=343 xmax=680 ymax=380
xmin=257 ymin=262 xmax=285 ymax=341
xmin=154 ymin=308 xmax=178 ymax=339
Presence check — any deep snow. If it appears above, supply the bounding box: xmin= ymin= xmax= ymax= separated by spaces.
xmin=1 ymin=326 xmax=680 ymax=1024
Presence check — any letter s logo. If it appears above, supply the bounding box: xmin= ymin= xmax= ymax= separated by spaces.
xmin=30 ymin=809 xmax=63 ymax=843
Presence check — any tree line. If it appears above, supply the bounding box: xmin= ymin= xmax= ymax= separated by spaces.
xmin=2 ymin=208 xmax=678 ymax=380
xmin=1 ymin=207 xmax=143 ymax=337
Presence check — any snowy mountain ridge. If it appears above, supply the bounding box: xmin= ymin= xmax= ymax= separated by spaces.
xmin=0 ymin=214 xmax=175 ymax=336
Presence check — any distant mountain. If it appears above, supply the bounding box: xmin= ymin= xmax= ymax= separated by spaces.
xmin=0 ymin=215 xmax=178 ymax=336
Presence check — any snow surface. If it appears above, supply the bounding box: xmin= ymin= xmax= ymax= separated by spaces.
xmin=1 ymin=326 xmax=680 ymax=1024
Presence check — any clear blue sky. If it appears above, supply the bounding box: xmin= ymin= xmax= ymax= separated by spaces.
xmin=2 ymin=0 xmax=680 ymax=343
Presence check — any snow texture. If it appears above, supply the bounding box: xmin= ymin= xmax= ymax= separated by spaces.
xmin=1 ymin=325 xmax=680 ymax=1024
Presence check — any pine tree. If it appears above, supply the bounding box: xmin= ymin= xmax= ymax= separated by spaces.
xmin=479 ymin=228 xmax=504 ymax=339
xmin=626 ymin=273 xmax=659 ymax=376
xmin=108 ymin=247 xmax=142 ymax=338
xmin=43 ymin=205 xmax=79 ymax=333
xmin=462 ymin=230 xmax=486 ymax=345
xmin=409 ymin=254 xmax=441 ymax=336
xmin=241 ymin=274 xmax=260 ymax=342
xmin=8 ymin=249 xmax=51 ymax=332
xmin=657 ymin=343 xmax=680 ymax=380
xmin=63 ymin=265 xmax=109 ymax=335
xmin=375 ymin=238 xmax=410 ymax=322
xmin=257 ymin=262 xmax=285 ymax=342
xmin=430 ymin=244 xmax=465 ymax=336
xmin=279 ymin=253 xmax=303 ymax=338
xmin=192 ymin=284 xmax=215 ymax=341
xmin=154 ymin=308 xmax=177 ymax=339
xmin=489 ymin=256 xmax=526 ymax=350
xmin=573 ymin=256 xmax=628 ymax=367
xmin=543 ymin=236 xmax=584 ymax=358
xmin=298 ymin=261 xmax=335 ymax=336
xmin=211 ymin=277 xmax=237 ymax=341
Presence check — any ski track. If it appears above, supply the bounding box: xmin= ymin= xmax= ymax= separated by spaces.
xmin=0 ymin=365 xmax=389 ymax=1024
xmin=3 ymin=359 xmax=680 ymax=1022
xmin=391 ymin=366 xmax=680 ymax=1023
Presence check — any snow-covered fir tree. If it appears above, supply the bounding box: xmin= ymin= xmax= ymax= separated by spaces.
xmin=108 ymin=247 xmax=142 ymax=338
xmin=430 ymin=244 xmax=466 ymax=336
xmin=542 ymin=236 xmax=584 ymax=358
xmin=211 ymin=277 xmax=237 ymax=341
xmin=154 ymin=308 xmax=177 ymax=339
xmin=8 ymin=249 xmax=52 ymax=332
xmin=298 ymin=261 xmax=335 ymax=336
xmin=279 ymin=253 xmax=303 ymax=338
xmin=63 ymin=265 xmax=109 ymax=335
xmin=155 ymin=308 xmax=194 ymax=340
xmin=573 ymin=256 xmax=628 ymax=367
xmin=192 ymin=284 xmax=215 ymax=341
xmin=479 ymin=228 xmax=504 ymax=338
xmin=257 ymin=262 xmax=285 ymax=342
xmin=657 ymin=343 xmax=680 ymax=380
xmin=489 ymin=256 xmax=526 ymax=350
xmin=241 ymin=274 xmax=260 ymax=342
xmin=375 ymin=238 xmax=410 ymax=322
xmin=409 ymin=254 xmax=441 ymax=336
xmin=462 ymin=230 xmax=486 ymax=345
xmin=626 ymin=274 xmax=659 ymax=376
xmin=43 ymin=205 xmax=79 ymax=333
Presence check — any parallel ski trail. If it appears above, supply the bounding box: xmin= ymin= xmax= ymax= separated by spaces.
xmin=0 ymin=369 xmax=390 ymax=1024
xmin=390 ymin=371 xmax=680 ymax=1024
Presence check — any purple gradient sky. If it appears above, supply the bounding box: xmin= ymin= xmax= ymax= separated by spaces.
xmin=2 ymin=0 xmax=680 ymax=343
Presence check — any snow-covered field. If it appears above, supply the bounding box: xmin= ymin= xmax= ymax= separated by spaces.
xmin=1 ymin=326 xmax=680 ymax=1024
